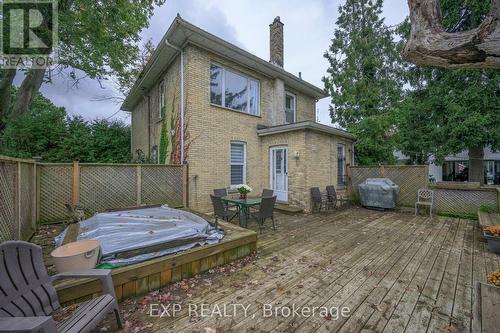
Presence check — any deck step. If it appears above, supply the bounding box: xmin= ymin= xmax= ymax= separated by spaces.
xmin=275 ymin=203 xmax=303 ymax=215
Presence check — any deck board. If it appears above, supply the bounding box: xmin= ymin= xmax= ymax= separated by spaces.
xmin=144 ymin=208 xmax=499 ymax=333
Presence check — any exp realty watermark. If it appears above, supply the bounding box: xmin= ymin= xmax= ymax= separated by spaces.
xmin=150 ymin=303 xmax=350 ymax=320
xmin=0 ymin=0 xmax=58 ymax=68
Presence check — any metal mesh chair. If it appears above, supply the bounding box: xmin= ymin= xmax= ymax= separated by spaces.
xmin=326 ymin=185 xmax=349 ymax=209
xmin=213 ymin=188 xmax=239 ymax=216
xmin=0 ymin=241 xmax=122 ymax=333
xmin=415 ymin=188 xmax=434 ymax=217
xmin=261 ymin=189 xmax=274 ymax=197
xmin=210 ymin=194 xmax=237 ymax=229
xmin=311 ymin=187 xmax=326 ymax=212
xmin=251 ymin=196 xmax=277 ymax=233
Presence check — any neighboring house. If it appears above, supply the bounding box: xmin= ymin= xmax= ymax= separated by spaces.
xmin=121 ymin=15 xmax=354 ymax=212
xmin=395 ymin=147 xmax=500 ymax=185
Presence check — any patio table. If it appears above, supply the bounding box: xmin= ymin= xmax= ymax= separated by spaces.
xmin=221 ymin=196 xmax=261 ymax=228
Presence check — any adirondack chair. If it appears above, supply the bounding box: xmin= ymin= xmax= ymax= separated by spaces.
xmin=0 ymin=241 xmax=122 ymax=333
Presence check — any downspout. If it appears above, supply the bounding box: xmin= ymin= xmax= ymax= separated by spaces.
xmin=165 ymin=40 xmax=185 ymax=164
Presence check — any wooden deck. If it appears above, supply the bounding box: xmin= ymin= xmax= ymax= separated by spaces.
xmin=134 ymin=208 xmax=499 ymax=332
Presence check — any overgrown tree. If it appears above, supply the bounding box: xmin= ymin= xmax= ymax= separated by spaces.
xmin=0 ymin=1 xmax=164 ymax=123
xmin=323 ymin=0 xmax=403 ymax=165
xmin=396 ymin=0 xmax=500 ymax=184
xmin=0 ymin=90 xmax=131 ymax=163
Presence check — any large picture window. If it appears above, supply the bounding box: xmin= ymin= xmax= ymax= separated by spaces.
xmin=230 ymin=142 xmax=246 ymax=186
xmin=210 ymin=64 xmax=260 ymax=116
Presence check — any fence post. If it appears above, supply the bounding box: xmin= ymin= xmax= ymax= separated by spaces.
xmin=183 ymin=163 xmax=189 ymax=208
xmin=136 ymin=165 xmax=142 ymax=206
xmin=35 ymin=164 xmax=41 ymax=226
xmin=380 ymin=164 xmax=386 ymax=177
xmin=32 ymin=163 xmax=37 ymax=230
xmin=72 ymin=161 xmax=80 ymax=206
xmin=17 ymin=162 xmax=21 ymax=239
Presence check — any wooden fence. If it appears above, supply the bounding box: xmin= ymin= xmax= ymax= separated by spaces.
xmin=348 ymin=164 xmax=500 ymax=215
xmin=0 ymin=157 xmax=37 ymax=241
xmin=348 ymin=165 xmax=429 ymax=207
xmin=0 ymin=156 xmax=188 ymax=241
xmin=430 ymin=184 xmax=499 ymax=216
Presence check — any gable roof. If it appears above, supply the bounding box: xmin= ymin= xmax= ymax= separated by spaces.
xmin=121 ymin=15 xmax=327 ymax=111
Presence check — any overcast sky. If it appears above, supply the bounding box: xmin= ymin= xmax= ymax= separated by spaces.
xmin=23 ymin=0 xmax=409 ymax=125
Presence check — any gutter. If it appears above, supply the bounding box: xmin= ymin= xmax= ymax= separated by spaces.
xmin=165 ymin=39 xmax=185 ymax=164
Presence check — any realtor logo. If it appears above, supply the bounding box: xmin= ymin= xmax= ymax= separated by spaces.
xmin=0 ymin=0 xmax=58 ymax=68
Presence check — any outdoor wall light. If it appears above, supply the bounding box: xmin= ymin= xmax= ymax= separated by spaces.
xmin=294 ymin=151 xmax=300 ymax=160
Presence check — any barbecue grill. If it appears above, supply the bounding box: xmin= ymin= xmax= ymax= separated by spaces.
xmin=358 ymin=178 xmax=400 ymax=209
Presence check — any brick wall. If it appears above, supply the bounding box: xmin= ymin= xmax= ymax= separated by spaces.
xmin=130 ymin=57 xmax=181 ymax=160
xmin=130 ymin=43 xmax=346 ymax=212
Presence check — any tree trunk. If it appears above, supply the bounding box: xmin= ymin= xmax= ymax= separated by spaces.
xmin=469 ymin=146 xmax=484 ymax=185
xmin=0 ymin=69 xmax=16 ymax=128
xmin=12 ymin=68 xmax=46 ymax=118
xmin=405 ymin=0 xmax=500 ymax=69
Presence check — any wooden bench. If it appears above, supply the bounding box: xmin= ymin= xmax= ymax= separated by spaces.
xmin=478 ymin=211 xmax=500 ymax=229
xmin=473 ymin=282 xmax=500 ymax=332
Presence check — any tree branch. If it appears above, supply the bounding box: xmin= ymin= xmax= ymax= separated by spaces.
xmin=404 ymin=0 xmax=500 ymax=68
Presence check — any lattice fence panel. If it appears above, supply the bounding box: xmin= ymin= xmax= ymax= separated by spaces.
xmin=19 ymin=163 xmax=35 ymax=239
xmin=349 ymin=167 xmax=382 ymax=192
xmin=385 ymin=167 xmax=428 ymax=206
xmin=141 ymin=166 xmax=183 ymax=207
xmin=434 ymin=189 xmax=497 ymax=215
xmin=39 ymin=165 xmax=73 ymax=222
xmin=79 ymin=165 xmax=137 ymax=212
xmin=0 ymin=161 xmax=17 ymax=241
xmin=348 ymin=165 xmax=428 ymax=207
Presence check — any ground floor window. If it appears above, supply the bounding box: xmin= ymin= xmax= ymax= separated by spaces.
xmin=442 ymin=161 xmax=469 ymax=182
xmin=337 ymin=144 xmax=346 ymax=185
xmin=230 ymin=142 xmax=246 ymax=186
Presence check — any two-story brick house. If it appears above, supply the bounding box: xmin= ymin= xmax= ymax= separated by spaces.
xmin=122 ymin=15 xmax=354 ymax=212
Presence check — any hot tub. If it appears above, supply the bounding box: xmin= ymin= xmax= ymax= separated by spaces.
xmin=55 ymin=206 xmax=224 ymax=267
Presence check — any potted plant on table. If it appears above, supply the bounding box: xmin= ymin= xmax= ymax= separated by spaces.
xmin=484 ymin=226 xmax=500 ymax=254
xmin=236 ymin=184 xmax=252 ymax=199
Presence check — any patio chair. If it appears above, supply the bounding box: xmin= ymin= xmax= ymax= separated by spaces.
xmin=415 ymin=188 xmax=434 ymax=217
xmin=248 ymin=189 xmax=275 ymax=216
xmin=0 ymin=241 xmax=122 ymax=333
xmin=326 ymin=185 xmax=349 ymax=210
xmin=311 ymin=187 xmax=326 ymax=212
xmin=261 ymin=189 xmax=274 ymax=197
xmin=213 ymin=188 xmax=239 ymax=215
xmin=251 ymin=196 xmax=277 ymax=233
xmin=210 ymin=195 xmax=238 ymax=229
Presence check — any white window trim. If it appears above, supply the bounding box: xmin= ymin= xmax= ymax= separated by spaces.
xmin=159 ymin=80 xmax=165 ymax=119
xmin=230 ymin=141 xmax=247 ymax=188
xmin=210 ymin=64 xmax=260 ymax=116
xmin=285 ymin=91 xmax=296 ymax=123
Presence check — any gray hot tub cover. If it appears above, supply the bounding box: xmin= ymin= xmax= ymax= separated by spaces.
xmin=55 ymin=206 xmax=224 ymax=267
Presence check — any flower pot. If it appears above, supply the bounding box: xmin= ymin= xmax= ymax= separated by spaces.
xmin=240 ymin=193 xmax=247 ymax=200
xmin=484 ymin=232 xmax=500 ymax=254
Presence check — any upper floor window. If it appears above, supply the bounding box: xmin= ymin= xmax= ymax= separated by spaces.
xmin=210 ymin=64 xmax=260 ymax=116
xmin=159 ymin=80 xmax=165 ymax=119
xmin=285 ymin=92 xmax=296 ymax=123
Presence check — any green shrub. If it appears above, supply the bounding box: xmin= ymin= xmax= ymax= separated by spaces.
xmin=479 ymin=204 xmax=498 ymax=213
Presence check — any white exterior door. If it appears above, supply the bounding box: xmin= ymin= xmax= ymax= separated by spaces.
xmin=270 ymin=146 xmax=288 ymax=202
